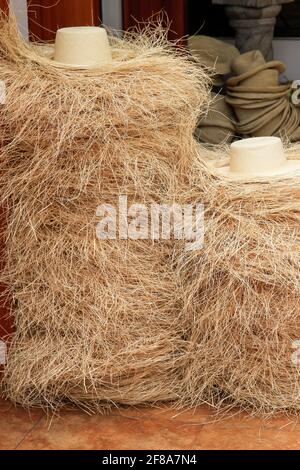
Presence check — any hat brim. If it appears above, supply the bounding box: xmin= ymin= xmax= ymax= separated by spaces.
xmin=227 ymin=61 xmax=286 ymax=87
xmin=50 ymin=57 xmax=111 ymax=69
xmin=215 ymin=160 xmax=300 ymax=180
xmin=32 ymin=44 xmax=112 ymax=69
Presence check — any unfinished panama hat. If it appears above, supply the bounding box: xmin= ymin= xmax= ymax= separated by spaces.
xmin=188 ymin=35 xmax=240 ymax=76
xmin=34 ymin=26 xmax=113 ymax=69
xmin=227 ymin=50 xmax=285 ymax=87
xmin=216 ymin=137 xmax=300 ymax=180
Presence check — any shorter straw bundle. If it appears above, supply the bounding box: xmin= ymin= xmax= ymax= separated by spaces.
xmin=178 ymin=147 xmax=300 ymax=414
xmin=0 ymin=17 xmax=210 ymax=410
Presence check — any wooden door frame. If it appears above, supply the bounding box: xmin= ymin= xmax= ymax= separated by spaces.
xmin=0 ymin=0 xmax=8 ymax=14
xmin=27 ymin=0 xmax=101 ymax=41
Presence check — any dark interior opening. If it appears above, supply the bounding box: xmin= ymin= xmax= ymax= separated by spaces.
xmin=187 ymin=0 xmax=300 ymax=38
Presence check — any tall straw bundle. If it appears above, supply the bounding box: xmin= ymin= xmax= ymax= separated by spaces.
xmin=178 ymin=147 xmax=300 ymax=414
xmin=0 ymin=17 xmax=209 ymax=410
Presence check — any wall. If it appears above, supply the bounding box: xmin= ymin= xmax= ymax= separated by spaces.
xmin=10 ymin=0 xmax=28 ymax=38
xmin=273 ymin=39 xmax=300 ymax=82
xmin=102 ymin=0 xmax=122 ymax=32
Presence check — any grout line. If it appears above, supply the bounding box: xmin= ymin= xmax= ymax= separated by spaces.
xmin=14 ymin=413 xmax=44 ymax=450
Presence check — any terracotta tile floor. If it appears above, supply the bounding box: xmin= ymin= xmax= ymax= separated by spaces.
xmin=1 ymin=398 xmax=300 ymax=450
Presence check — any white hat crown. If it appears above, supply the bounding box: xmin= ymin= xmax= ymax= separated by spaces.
xmin=54 ymin=26 xmax=112 ymax=68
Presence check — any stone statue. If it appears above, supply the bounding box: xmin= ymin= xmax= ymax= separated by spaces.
xmin=212 ymin=0 xmax=294 ymax=60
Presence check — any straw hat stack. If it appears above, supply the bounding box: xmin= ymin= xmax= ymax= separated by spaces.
xmin=195 ymin=92 xmax=236 ymax=144
xmin=226 ymin=50 xmax=300 ymax=139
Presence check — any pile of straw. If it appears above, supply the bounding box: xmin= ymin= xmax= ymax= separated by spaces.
xmin=0 ymin=17 xmax=209 ymax=410
xmin=5 ymin=14 xmax=300 ymax=416
xmin=178 ymin=146 xmax=300 ymax=415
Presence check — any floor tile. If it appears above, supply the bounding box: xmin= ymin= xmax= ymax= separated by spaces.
xmin=2 ymin=397 xmax=300 ymax=450
xmin=0 ymin=398 xmax=43 ymax=450
xmin=17 ymin=411 xmax=203 ymax=450
xmin=192 ymin=423 xmax=300 ymax=450
xmin=110 ymin=404 xmax=214 ymax=424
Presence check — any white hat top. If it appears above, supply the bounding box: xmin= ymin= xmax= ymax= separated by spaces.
xmin=52 ymin=26 xmax=113 ymax=69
